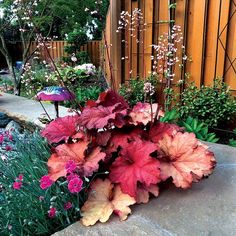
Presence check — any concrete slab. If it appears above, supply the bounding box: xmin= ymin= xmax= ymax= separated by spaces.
xmin=0 ymin=93 xmax=74 ymax=129
xmin=53 ymin=142 xmax=236 ymax=236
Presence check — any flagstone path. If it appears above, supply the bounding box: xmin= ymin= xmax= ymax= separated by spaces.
xmin=0 ymin=93 xmax=73 ymax=129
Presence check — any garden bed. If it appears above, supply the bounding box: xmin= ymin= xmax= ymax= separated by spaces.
xmin=52 ymin=142 xmax=236 ymax=236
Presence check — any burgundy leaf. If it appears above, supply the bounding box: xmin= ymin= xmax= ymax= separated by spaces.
xmin=41 ymin=115 xmax=79 ymax=143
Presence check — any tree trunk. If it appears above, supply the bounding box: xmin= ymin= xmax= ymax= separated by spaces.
xmin=5 ymin=55 xmax=19 ymax=95
xmin=0 ymin=34 xmax=20 ymax=95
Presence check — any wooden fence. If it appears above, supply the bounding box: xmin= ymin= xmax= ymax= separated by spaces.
xmin=29 ymin=40 xmax=101 ymax=67
xmin=103 ymin=0 xmax=236 ymax=94
xmin=0 ymin=40 xmax=101 ymax=68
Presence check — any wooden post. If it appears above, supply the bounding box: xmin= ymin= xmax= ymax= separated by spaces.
xmin=110 ymin=0 xmax=122 ymax=90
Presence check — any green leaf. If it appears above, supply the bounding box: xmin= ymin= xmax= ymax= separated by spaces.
xmin=182 ymin=122 xmax=194 ymax=132
xmin=229 ymin=139 xmax=236 ymax=147
xmin=169 ymin=3 xmax=177 ymax=9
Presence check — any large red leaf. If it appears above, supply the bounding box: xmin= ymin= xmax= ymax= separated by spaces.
xmin=97 ymin=89 xmax=129 ymax=108
xmin=107 ymin=128 xmax=144 ymax=153
xmin=41 ymin=115 xmax=80 ymax=143
xmin=47 ymin=141 xmax=106 ymax=181
xmin=149 ymin=122 xmax=183 ymax=144
xmin=79 ymin=90 xmax=129 ymax=130
xmin=79 ymin=104 xmax=127 ymax=130
xmin=158 ymin=132 xmax=216 ymax=189
xmin=109 ymin=139 xmax=160 ymax=198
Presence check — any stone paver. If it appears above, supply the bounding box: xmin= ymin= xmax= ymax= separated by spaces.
xmin=54 ymin=142 xmax=236 ymax=236
xmin=0 ymin=93 xmax=73 ymax=128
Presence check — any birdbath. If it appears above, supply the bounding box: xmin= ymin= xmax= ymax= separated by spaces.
xmin=36 ymin=86 xmax=75 ymax=118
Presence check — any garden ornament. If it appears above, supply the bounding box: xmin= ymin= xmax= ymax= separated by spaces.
xmin=36 ymin=86 xmax=75 ymax=118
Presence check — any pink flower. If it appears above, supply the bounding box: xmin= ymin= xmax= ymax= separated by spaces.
xmin=48 ymin=207 xmax=57 ymax=218
xmin=40 ymin=175 xmax=54 ymax=190
xmin=39 ymin=196 xmax=44 ymax=201
xmin=65 ymin=160 xmax=77 ymax=173
xmin=16 ymin=174 xmax=23 ymax=181
xmin=5 ymin=132 xmax=13 ymax=141
xmin=67 ymin=173 xmax=79 ymax=181
xmin=5 ymin=145 xmax=12 ymax=151
xmin=64 ymin=201 xmax=73 ymax=210
xmin=13 ymin=181 xmax=22 ymax=190
xmin=68 ymin=177 xmax=83 ymax=193
xmin=0 ymin=134 xmax=4 ymax=144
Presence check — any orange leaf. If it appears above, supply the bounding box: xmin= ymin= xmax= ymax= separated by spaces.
xmin=81 ymin=179 xmax=135 ymax=226
xmin=83 ymin=147 xmax=106 ymax=176
xmin=48 ymin=141 xmax=106 ymax=181
xmin=136 ymin=184 xmax=159 ymax=204
xmin=159 ymin=132 xmax=216 ymax=188
xmin=129 ymin=103 xmax=163 ymax=125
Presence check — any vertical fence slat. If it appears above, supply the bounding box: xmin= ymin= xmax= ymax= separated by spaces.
xmin=174 ymin=0 xmax=187 ymax=85
xmin=131 ymin=0 xmax=138 ymax=79
xmin=204 ymin=0 xmax=222 ymax=85
xmin=143 ymin=0 xmax=154 ymax=78
xmin=185 ymin=0 xmax=208 ymax=87
xmin=225 ymin=1 xmax=236 ymax=90
xmin=215 ymin=0 xmax=231 ymax=80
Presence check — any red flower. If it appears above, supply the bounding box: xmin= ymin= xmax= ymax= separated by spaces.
xmin=68 ymin=177 xmax=83 ymax=193
xmin=64 ymin=201 xmax=73 ymax=210
xmin=48 ymin=207 xmax=57 ymax=218
xmin=40 ymin=175 xmax=54 ymax=190
xmin=13 ymin=181 xmax=22 ymax=190
xmin=5 ymin=145 xmax=12 ymax=151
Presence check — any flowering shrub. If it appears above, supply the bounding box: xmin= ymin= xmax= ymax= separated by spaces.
xmin=119 ymin=76 xmax=158 ymax=106
xmin=21 ymin=62 xmax=96 ymax=97
xmin=40 ymin=89 xmax=216 ymax=226
xmin=0 ymin=132 xmax=87 ymax=235
xmin=74 ymin=63 xmax=96 ymax=76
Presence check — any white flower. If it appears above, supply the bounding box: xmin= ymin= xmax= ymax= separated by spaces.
xmin=74 ymin=63 xmax=96 ymax=75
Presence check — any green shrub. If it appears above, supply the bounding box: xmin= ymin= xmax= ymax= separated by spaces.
xmin=21 ymin=63 xmax=92 ymax=97
xmin=160 ymin=110 xmax=219 ymax=143
xmin=119 ymin=76 xmax=158 ymax=106
xmin=63 ymin=51 xmax=90 ymax=65
xmin=229 ymin=129 xmax=236 ymax=147
xmin=175 ymin=79 xmax=236 ymax=127
xmin=64 ymin=25 xmax=89 ymax=64
xmin=179 ymin=117 xmax=219 ymax=143
xmin=76 ymin=85 xmax=103 ymax=106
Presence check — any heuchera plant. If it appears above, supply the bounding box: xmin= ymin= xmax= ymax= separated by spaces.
xmin=41 ymin=89 xmax=216 ymax=226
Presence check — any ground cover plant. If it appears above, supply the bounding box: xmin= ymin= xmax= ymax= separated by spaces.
xmin=0 ymin=132 xmax=88 ymax=235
